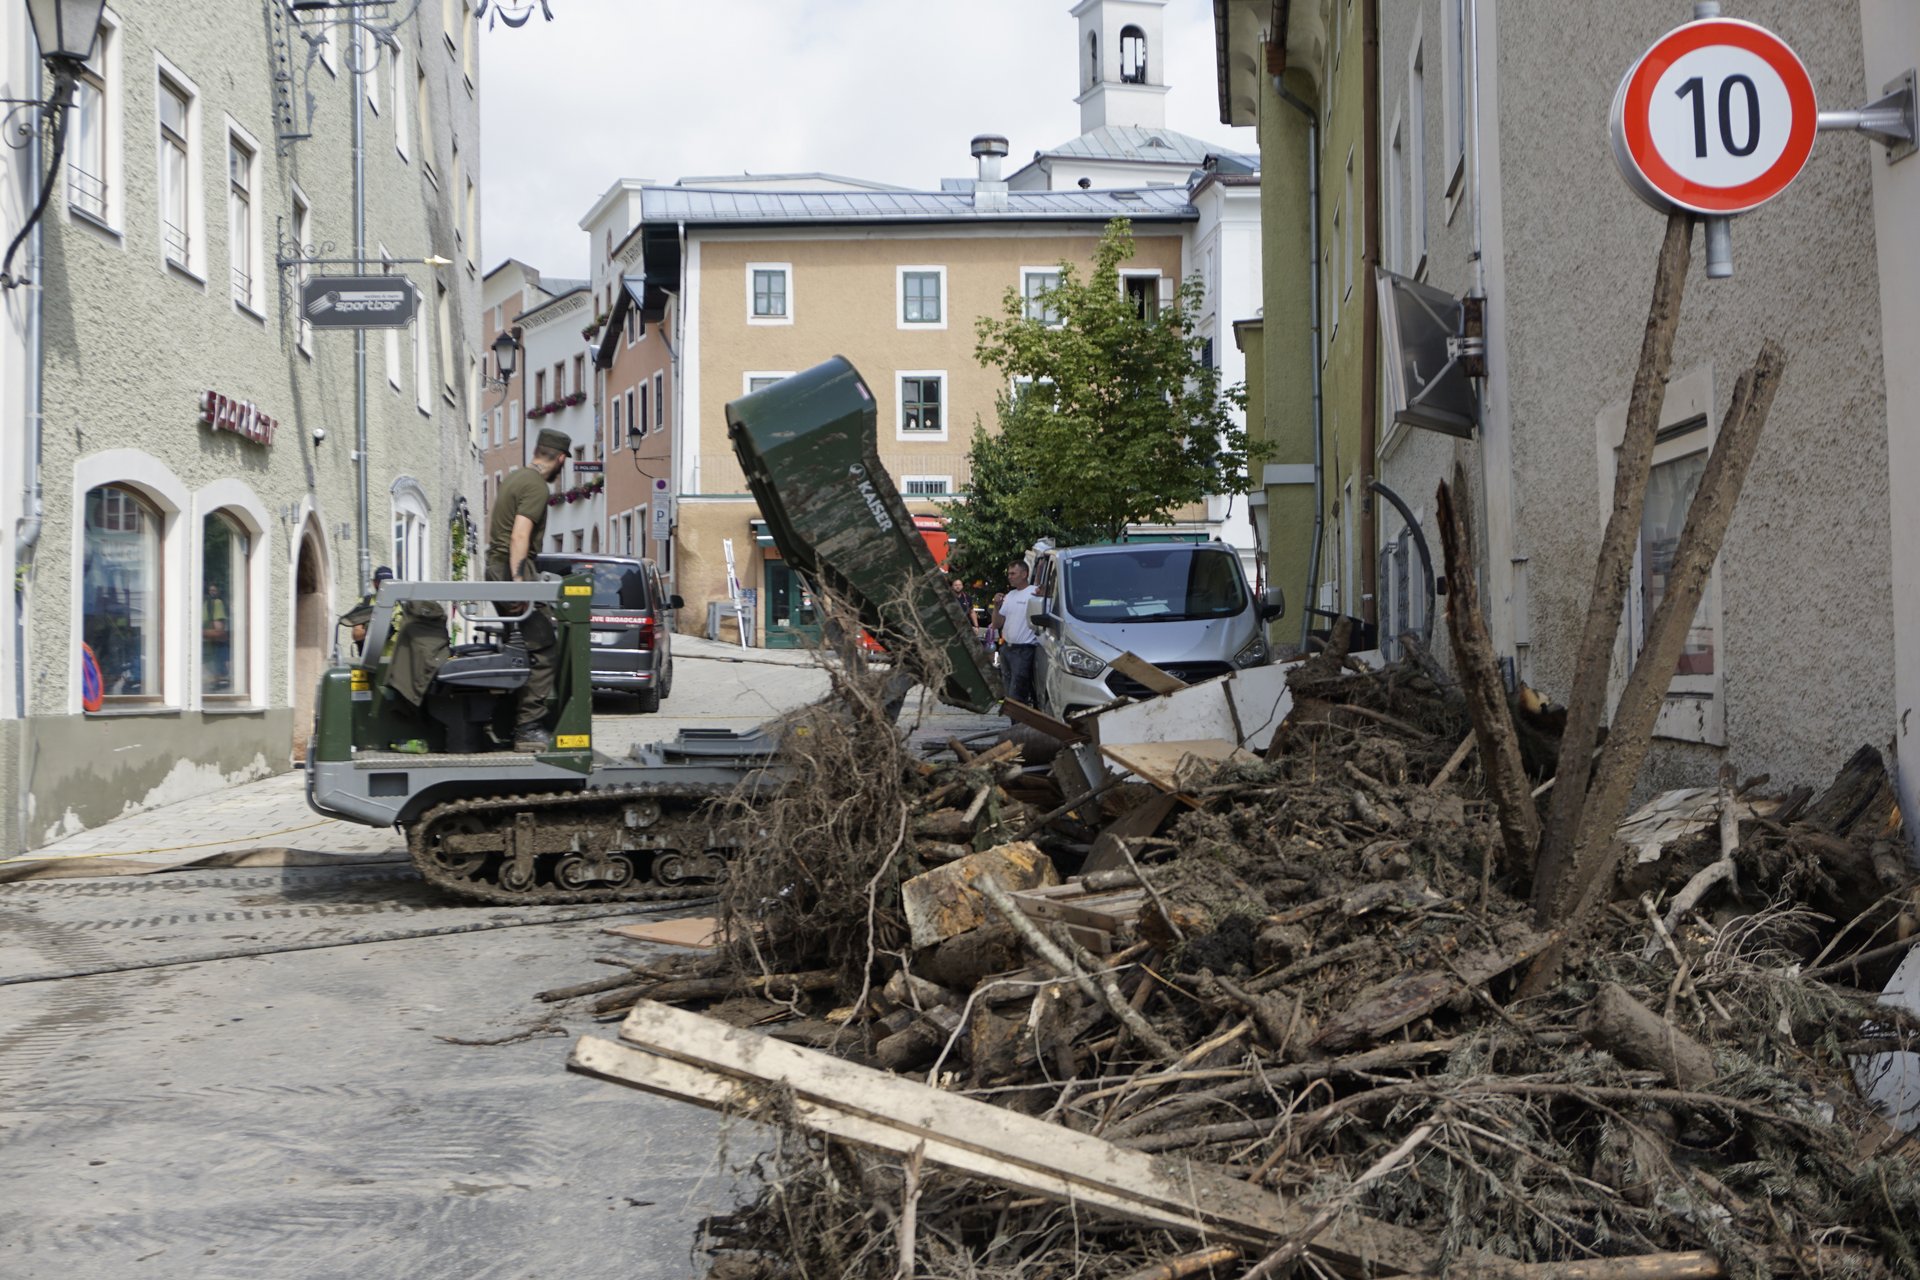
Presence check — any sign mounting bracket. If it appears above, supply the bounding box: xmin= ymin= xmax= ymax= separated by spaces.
xmin=1817 ymin=69 xmax=1917 ymax=166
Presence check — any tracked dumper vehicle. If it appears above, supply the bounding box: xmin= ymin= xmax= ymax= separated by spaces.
xmin=306 ymin=357 xmax=999 ymax=904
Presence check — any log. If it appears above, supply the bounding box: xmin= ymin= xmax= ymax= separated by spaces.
xmin=914 ymin=922 xmax=1024 ymax=989
xmin=1580 ymin=982 xmax=1716 ymax=1088
xmin=589 ymin=969 xmax=838 ymax=1014
xmin=1475 ymin=1251 xmax=1724 ymax=1279
xmin=1536 ymin=209 xmax=1696 ymax=923
xmin=1436 ymin=468 xmax=1540 ymax=879
xmin=1559 ymin=342 xmax=1786 ymax=930
xmin=1112 ymin=1245 xmax=1240 ymax=1280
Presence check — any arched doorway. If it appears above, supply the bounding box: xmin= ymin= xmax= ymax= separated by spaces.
xmin=291 ymin=522 xmax=329 ymax=761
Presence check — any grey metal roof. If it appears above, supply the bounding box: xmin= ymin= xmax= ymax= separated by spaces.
xmin=639 ymin=184 xmax=1195 ymax=225
xmin=1036 ymin=125 xmax=1244 ymax=167
xmin=542 ymin=277 xmax=589 ymax=295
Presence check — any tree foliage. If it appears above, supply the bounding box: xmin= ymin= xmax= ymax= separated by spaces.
xmin=944 ymin=219 xmax=1253 ymax=583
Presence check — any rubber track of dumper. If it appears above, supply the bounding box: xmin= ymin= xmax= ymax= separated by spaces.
xmin=407 ymin=783 xmax=737 ymax=907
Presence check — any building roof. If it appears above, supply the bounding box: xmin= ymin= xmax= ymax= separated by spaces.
xmin=674 ymin=172 xmax=915 ymax=193
xmin=515 ymin=283 xmax=589 ymax=326
xmin=637 ymin=183 xmax=1196 ymax=226
xmin=1030 ymin=124 xmax=1246 ymax=167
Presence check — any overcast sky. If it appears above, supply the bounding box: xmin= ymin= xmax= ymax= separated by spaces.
xmin=477 ymin=0 xmax=1240 ymax=277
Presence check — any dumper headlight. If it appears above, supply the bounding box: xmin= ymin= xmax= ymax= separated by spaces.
xmin=1232 ymin=636 xmax=1269 ymax=668
xmin=1061 ymin=645 xmax=1106 ymax=678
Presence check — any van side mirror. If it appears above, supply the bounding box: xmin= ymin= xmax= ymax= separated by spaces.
xmin=1032 ymin=609 xmax=1057 ymax=632
xmin=668 ymin=594 xmax=685 ymax=610
xmin=1259 ymin=587 xmax=1286 ymax=622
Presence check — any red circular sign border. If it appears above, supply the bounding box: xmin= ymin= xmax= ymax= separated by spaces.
xmin=1620 ymin=18 xmax=1817 ymax=215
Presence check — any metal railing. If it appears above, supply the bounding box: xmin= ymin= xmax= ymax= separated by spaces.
xmin=163 ymin=221 xmax=190 ymax=268
xmin=231 ymin=266 xmax=252 ymax=306
xmin=66 ymin=167 xmax=107 ymax=221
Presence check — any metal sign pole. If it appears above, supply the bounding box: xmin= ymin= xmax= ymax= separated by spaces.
xmin=352 ymin=53 xmax=370 ymax=596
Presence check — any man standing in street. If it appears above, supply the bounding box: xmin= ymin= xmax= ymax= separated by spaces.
xmin=996 ymin=558 xmax=1040 ymax=708
xmin=486 ymin=428 xmax=570 ymax=752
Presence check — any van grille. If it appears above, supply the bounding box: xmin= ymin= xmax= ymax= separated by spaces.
xmin=1105 ymin=662 xmax=1231 ymax=700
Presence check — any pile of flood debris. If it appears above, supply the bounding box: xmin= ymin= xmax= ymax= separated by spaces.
xmin=552 ymin=636 xmax=1920 ymax=1279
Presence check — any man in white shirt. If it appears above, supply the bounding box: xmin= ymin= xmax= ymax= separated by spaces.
xmin=996 ymin=559 xmax=1040 ymax=707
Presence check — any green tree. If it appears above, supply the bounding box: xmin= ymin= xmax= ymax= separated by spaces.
xmin=944 ymin=419 xmax=1101 ymax=589
xmin=949 ymin=219 xmax=1253 ymax=568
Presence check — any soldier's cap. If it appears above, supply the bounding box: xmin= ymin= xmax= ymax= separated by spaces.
xmin=535 ymin=427 xmax=572 ymax=456
xmin=372 ymin=565 xmax=394 ymax=583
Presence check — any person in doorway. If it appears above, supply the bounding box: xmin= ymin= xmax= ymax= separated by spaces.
xmin=486 ymin=428 xmax=569 ymax=752
xmin=996 ymin=558 xmax=1040 ymax=708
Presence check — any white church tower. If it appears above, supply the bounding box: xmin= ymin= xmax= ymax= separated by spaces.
xmin=1074 ymin=0 xmax=1171 ymax=134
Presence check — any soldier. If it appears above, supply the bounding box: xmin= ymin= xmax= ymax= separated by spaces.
xmin=486 ymin=428 xmax=569 ymax=752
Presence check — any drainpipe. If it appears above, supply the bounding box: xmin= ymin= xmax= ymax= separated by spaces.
xmin=1276 ymin=82 xmax=1324 ymax=651
xmin=1359 ymin=0 xmax=1382 ymax=638
xmin=14 ymin=54 xmax=45 ymax=725
xmin=352 ymin=63 xmax=370 ymax=595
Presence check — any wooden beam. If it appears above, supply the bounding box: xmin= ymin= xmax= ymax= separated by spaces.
xmin=1536 ymin=209 xmax=1695 ymax=925
xmin=571 ymin=1001 xmax=1502 ymax=1276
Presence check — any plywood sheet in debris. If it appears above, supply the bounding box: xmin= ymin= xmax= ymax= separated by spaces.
xmin=1616 ymin=787 xmax=1780 ymax=865
xmin=1093 ymin=664 xmax=1293 ymax=755
xmin=603 ymin=916 xmax=721 ymax=948
xmin=1099 ymin=740 xmax=1259 ymax=799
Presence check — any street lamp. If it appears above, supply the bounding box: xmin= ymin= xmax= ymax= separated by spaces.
xmin=491 ymin=328 xmax=519 ymax=381
xmin=1 ymin=0 xmax=108 ymax=288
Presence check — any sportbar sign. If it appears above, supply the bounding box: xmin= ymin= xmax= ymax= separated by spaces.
xmin=300 ymin=276 xmax=418 ymax=329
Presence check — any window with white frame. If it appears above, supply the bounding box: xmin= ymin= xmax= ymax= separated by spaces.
xmin=744 ymin=372 xmax=790 ymax=396
xmin=1387 ymin=112 xmax=1405 ymax=275
xmin=901 ymin=476 xmax=951 ymax=498
xmin=437 ymin=283 xmax=455 ymax=399
xmin=898 ymin=372 xmax=945 ymax=438
xmin=67 ymin=15 xmax=116 ymax=226
xmin=381 ymin=247 xmax=401 ymax=387
xmin=1123 ymin=272 xmax=1161 ymax=322
xmin=899 ymin=266 xmax=946 ymax=328
xmin=747 ymin=263 xmax=790 ymax=323
xmin=1408 ymin=35 xmax=1428 ymax=273
xmin=492 ymin=407 xmax=502 ymax=447
xmin=450 ymin=141 xmax=462 ymax=252
xmin=1022 ymin=269 xmax=1062 ymax=324
xmin=227 ymin=129 xmax=259 ymax=311
xmin=1342 ymin=150 xmax=1355 ymax=300
xmin=1441 ymin=0 xmax=1467 ymax=199
xmin=462 ymin=0 xmax=476 ymax=86
xmin=508 ymin=400 xmax=519 ymax=440
xmin=611 ymin=394 xmax=621 ymax=449
xmin=358 ymin=21 xmax=380 ymax=109
xmin=464 ymin=178 xmax=477 ymax=264
xmin=1597 ymin=370 xmax=1724 ymax=744
xmin=293 ymin=190 xmax=313 ymax=353
xmin=157 ymin=69 xmax=196 ymax=273
xmin=393 ymin=45 xmax=410 ymax=159
xmin=626 ymin=389 xmax=637 ymax=439
xmin=416 ymin=62 xmax=435 ymax=184
xmin=201 ymin=509 xmax=251 ymax=698
xmin=83 ymin=484 xmax=163 ymax=701
xmin=652 ymin=372 xmax=664 ymax=433
xmin=413 ymin=288 xmax=431 ymax=413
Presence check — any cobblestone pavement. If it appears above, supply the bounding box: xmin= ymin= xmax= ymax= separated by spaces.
xmin=0 ymin=634 xmax=1006 ymax=1277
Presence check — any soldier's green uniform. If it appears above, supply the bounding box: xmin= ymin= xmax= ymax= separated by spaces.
xmin=486 ymin=439 xmax=563 ymax=739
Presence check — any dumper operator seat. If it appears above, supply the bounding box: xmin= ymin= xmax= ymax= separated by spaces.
xmin=418 ymin=601 xmax=531 ymax=754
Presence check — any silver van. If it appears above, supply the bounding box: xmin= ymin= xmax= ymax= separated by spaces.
xmin=1028 ymin=541 xmax=1284 ymax=717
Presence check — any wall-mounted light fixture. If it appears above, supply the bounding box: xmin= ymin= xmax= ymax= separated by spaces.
xmin=1 ymin=0 xmax=109 ymax=288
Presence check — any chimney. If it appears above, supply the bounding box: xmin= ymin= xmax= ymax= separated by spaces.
xmin=971 ymin=134 xmax=1010 ymax=213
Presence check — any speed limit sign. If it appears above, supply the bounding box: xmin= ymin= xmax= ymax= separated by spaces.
xmin=1609 ymin=17 xmax=1817 ymax=215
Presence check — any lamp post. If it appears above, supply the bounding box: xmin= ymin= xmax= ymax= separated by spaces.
xmin=1 ymin=0 xmax=108 ymax=288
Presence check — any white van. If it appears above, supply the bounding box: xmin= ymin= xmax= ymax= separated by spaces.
xmin=1028 ymin=541 xmax=1284 ymax=717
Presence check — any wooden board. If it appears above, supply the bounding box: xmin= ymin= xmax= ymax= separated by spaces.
xmin=1009 ymin=882 xmax=1148 ymax=932
xmin=1099 ymin=740 xmax=1259 ymax=801
xmin=1082 ymin=792 xmax=1180 ymax=874
xmin=601 ymin=916 xmax=720 ymax=948
xmin=576 ymin=1000 xmax=1491 ymax=1275
xmin=1003 ymin=698 xmax=1086 ymax=743
xmin=1110 ymin=652 xmax=1188 ymax=696
xmin=1092 ymin=663 xmax=1294 ymax=754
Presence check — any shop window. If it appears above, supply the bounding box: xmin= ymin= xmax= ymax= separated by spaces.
xmin=83 ymin=484 xmax=162 ymax=702
xmin=201 ymin=510 xmax=249 ymax=698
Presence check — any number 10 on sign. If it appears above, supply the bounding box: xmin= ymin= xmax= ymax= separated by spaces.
xmin=1610 ymin=17 xmax=1817 ymax=215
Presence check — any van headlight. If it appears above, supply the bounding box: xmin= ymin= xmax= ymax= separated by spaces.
xmin=1232 ymin=636 xmax=1269 ymax=668
xmin=1061 ymin=645 xmax=1106 ymax=678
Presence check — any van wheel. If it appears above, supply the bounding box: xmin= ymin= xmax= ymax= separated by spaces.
xmin=635 ymin=685 xmax=661 ymax=714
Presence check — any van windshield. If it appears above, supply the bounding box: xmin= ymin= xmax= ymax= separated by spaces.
xmin=1062 ymin=547 xmax=1247 ymax=623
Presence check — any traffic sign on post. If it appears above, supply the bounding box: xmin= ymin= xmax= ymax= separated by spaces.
xmin=1609 ymin=17 xmax=1817 ymax=215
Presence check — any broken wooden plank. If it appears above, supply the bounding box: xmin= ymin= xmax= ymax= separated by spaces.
xmin=1083 ymin=792 xmax=1180 ymax=874
xmin=1090 ymin=664 xmax=1293 ymax=755
xmin=1009 ymin=882 xmax=1147 ymax=933
xmin=575 ymin=1000 xmax=1501 ymax=1275
xmin=1110 ymin=652 xmax=1188 ymax=696
xmin=1100 ymin=740 xmax=1258 ymax=803
xmin=900 ymin=842 xmax=1058 ymax=950
xmin=1311 ymin=925 xmax=1555 ymax=1052
xmin=1003 ymin=698 xmax=1087 ymax=743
